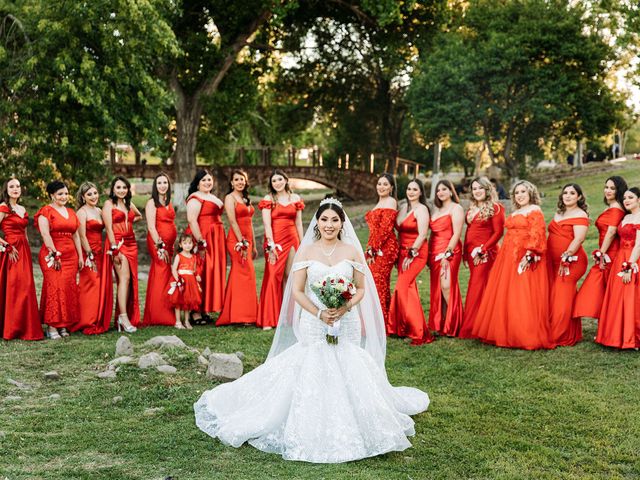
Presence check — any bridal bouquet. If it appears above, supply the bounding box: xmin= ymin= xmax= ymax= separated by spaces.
xmin=310 ymin=274 xmax=356 ymax=345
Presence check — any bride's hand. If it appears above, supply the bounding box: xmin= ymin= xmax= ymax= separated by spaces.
xmin=321 ymin=309 xmax=337 ymax=326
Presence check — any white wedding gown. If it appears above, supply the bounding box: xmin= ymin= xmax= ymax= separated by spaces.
xmin=194 ymin=260 xmax=429 ymax=463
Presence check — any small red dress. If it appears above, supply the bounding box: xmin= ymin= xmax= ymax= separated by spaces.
xmin=427 ymin=215 xmax=464 ymax=337
xmin=461 ymin=203 xmax=505 ymax=338
xmin=364 ymin=208 xmax=399 ymax=325
xmin=170 ymin=253 xmax=202 ymax=311
xmin=472 ymin=209 xmax=554 ymax=350
xmin=143 ymin=203 xmax=178 ymax=325
xmin=595 ymin=222 xmax=640 ymax=349
xmin=388 ymin=212 xmax=434 ymax=345
xmin=0 ymin=205 xmax=42 ymax=340
xmin=187 ymin=196 xmax=226 ymax=313
xmin=574 ymin=208 xmax=625 ymax=319
xmin=217 ymin=201 xmax=258 ymax=326
xmin=77 ymin=218 xmax=104 ymax=331
xmin=547 ymin=217 xmax=589 ymax=346
xmin=34 ymin=205 xmax=80 ymax=330
xmin=257 ymin=199 xmax=304 ymax=328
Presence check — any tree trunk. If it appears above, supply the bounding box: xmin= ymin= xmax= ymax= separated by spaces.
xmin=174 ymin=96 xmax=202 ymax=184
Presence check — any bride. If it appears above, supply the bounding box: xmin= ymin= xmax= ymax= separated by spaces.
xmin=194 ymin=198 xmax=429 ymax=463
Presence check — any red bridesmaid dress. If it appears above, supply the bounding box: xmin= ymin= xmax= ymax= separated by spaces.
xmin=85 ymin=208 xmax=140 ymax=334
xmin=0 ymin=205 xmax=43 ymax=340
xmin=595 ymin=222 xmax=640 ymax=349
xmin=574 ymin=208 xmax=625 ymax=319
xmin=364 ymin=208 xmax=399 ymax=325
xmin=460 ymin=203 xmax=505 ymax=338
xmin=77 ymin=219 xmax=104 ymax=331
xmin=427 ymin=215 xmax=464 ymax=336
xmin=547 ymin=217 xmax=589 ymax=346
xmin=217 ymin=201 xmax=258 ymax=325
xmin=472 ymin=209 xmax=554 ymax=350
xmin=34 ymin=205 xmax=80 ymax=330
xmin=143 ymin=203 xmax=178 ymax=325
xmin=187 ymin=196 xmax=226 ymax=314
xmin=170 ymin=253 xmax=202 ymax=311
xmin=257 ymin=199 xmax=304 ymax=328
xmin=388 ymin=212 xmax=433 ymax=345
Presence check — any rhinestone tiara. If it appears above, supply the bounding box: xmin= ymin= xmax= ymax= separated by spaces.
xmin=319 ymin=197 xmax=343 ymax=208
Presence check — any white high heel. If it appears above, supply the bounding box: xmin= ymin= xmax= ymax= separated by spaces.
xmin=117 ymin=314 xmax=137 ymax=333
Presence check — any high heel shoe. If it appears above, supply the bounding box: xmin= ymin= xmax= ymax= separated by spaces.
xmin=117 ymin=314 xmax=137 ymax=333
xmin=47 ymin=326 xmax=61 ymax=340
xmin=58 ymin=328 xmax=70 ymax=337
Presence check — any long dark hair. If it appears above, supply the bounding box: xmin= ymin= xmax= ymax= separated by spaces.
xmin=313 ymin=201 xmax=346 ymax=240
xmin=405 ymin=178 xmax=428 ymax=208
xmin=188 ymin=169 xmax=214 ymax=197
xmin=1 ymin=177 xmax=20 ymax=213
xmin=151 ymin=172 xmax=172 ymax=207
xmin=557 ymin=183 xmax=588 ymax=215
xmin=377 ymin=173 xmax=397 ymax=200
xmin=433 ymin=179 xmax=460 ymax=208
xmin=109 ymin=176 xmax=132 ymax=210
xmin=227 ymin=169 xmax=251 ymax=206
xmin=268 ymin=169 xmax=292 ymax=196
xmin=604 ymin=176 xmax=627 ymax=207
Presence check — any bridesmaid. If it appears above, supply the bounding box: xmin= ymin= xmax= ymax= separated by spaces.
xmin=428 ymin=179 xmax=465 ymax=337
xmin=574 ymin=176 xmax=627 ymax=319
xmin=75 ymin=182 xmax=104 ymax=332
xmin=35 ymin=180 xmax=83 ymax=339
xmin=388 ymin=179 xmax=433 ymax=345
xmin=473 ymin=180 xmax=554 ymax=350
xmin=460 ymin=177 xmax=505 ymax=338
xmin=143 ymin=173 xmax=178 ymax=326
xmin=547 ymin=184 xmax=589 ymax=346
xmin=217 ymin=169 xmax=259 ymax=326
xmin=257 ymin=169 xmax=304 ymax=330
xmin=364 ymin=173 xmax=399 ymax=326
xmin=0 ymin=178 xmax=43 ymax=340
xmin=596 ymin=187 xmax=640 ymax=349
xmin=186 ymin=169 xmax=226 ymax=320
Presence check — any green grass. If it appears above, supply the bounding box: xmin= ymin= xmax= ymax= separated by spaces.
xmin=2 ymin=163 xmax=640 ymax=479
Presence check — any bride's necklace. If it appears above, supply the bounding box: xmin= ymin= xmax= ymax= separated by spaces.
xmin=320 ymin=241 xmax=338 ymax=257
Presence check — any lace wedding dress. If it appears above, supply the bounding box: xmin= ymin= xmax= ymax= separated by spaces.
xmin=194 ymin=259 xmax=429 ymax=463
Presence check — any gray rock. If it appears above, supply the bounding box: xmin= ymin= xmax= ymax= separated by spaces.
xmin=143 ymin=407 xmax=163 ymax=416
xmin=115 ymin=336 xmax=134 ymax=356
xmin=144 ymin=335 xmax=188 ymax=349
xmin=235 ymin=351 xmax=245 ymax=361
xmin=7 ymin=378 xmax=32 ymax=390
xmin=206 ymin=353 xmax=243 ymax=382
xmin=108 ymin=356 xmax=135 ymax=367
xmin=138 ymin=352 xmax=167 ymax=369
xmin=202 ymin=347 xmax=212 ymax=358
xmin=97 ymin=370 xmax=117 ymax=379
xmin=4 ymin=395 xmax=22 ymax=402
xmin=48 ymin=394 xmax=61 ymax=400
xmin=112 ymin=396 xmax=123 ymax=404
xmin=156 ymin=365 xmax=177 ymax=374
xmin=197 ymin=355 xmax=209 ymax=366
xmin=44 ymin=371 xmax=61 ymax=381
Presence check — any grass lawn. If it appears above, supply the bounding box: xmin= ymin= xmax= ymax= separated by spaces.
xmin=1 ymin=163 xmax=640 ymax=479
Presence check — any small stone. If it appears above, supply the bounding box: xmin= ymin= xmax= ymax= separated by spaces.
xmin=197 ymin=355 xmax=209 ymax=366
xmin=206 ymin=353 xmax=243 ymax=382
xmin=0 ymin=431 xmax=6 ymax=439
xmin=156 ymin=365 xmax=177 ymax=374
xmin=115 ymin=336 xmax=134 ymax=356
xmin=144 ymin=335 xmax=188 ymax=349
xmin=4 ymin=395 xmax=22 ymax=402
xmin=112 ymin=396 xmax=123 ymax=404
xmin=48 ymin=394 xmax=61 ymax=400
xmin=44 ymin=371 xmax=61 ymax=381
xmin=138 ymin=352 xmax=168 ymax=369
xmin=108 ymin=356 xmax=135 ymax=366
xmin=97 ymin=370 xmax=117 ymax=379
xmin=144 ymin=407 xmax=163 ymax=416
xmin=202 ymin=347 xmax=212 ymax=358
xmin=7 ymin=378 xmax=32 ymax=390
xmin=235 ymin=351 xmax=245 ymax=361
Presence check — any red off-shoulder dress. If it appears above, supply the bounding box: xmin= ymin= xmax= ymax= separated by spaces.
xmin=574 ymin=208 xmax=625 ymax=319
xmin=460 ymin=203 xmax=505 ymax=338
xmin=257 ymin=199 xmax=304 ymax=328
xmin=388 ymin=211 xmax=434 ymax=345
xmin=364 ymin=208 xmax=399 ymax=324
xmin=0 ymin=205 xmax=42 ymax=340
xmin=77 ymin=218 xmax=104 ymax=331
xmin=595 ymin=222 xmax=640 ymax=349
xmin=427 ymin=215 xmax=464 ymax=337
xmin=217 ymin=201 xmax=258 ymax=326
xmin=472 ymin=209 xmax=554 ymax=350
xmin=547 ymin=217 xmax=589 ymax=346
xmin=143 ymin=203 xmax=178 ymax=325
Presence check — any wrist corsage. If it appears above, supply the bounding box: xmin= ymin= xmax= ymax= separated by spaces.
xmin=617 ymin=261 xmax=639 ymax=278
xmin=84 ymin=250 xmax=95 ymax=268
xmin=559 ymin=252 xmax=578 ymax=277
xmin=235 ymin=239 xmax=250 ymax=252
xmin=365 ymin=246 xmax=383 ymax=260
xmin=592 ymin=249 xmax=611 ymax=265
xmin=265 ymin=241 xmax=283 ymax=254
xmin=407 ymin=247 xmax=419 ymax=259
xmin=0 ymin=242 xmax=9 ymax=253
xmin=107 ymin=239 xmax=124 ymax=257
xmin=471 ymin=245 xmax=488 ymax=263
xmin=45 ymin=250 xmax=62 ymax=270
xmin=155 ymin=240 xmax=167 ymax=260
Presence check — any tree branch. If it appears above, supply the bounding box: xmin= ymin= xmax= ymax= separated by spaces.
xmin=327 ymin=0 xmax=377 ymax=26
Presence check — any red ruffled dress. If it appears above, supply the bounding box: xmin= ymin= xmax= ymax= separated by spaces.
xmin=595 ymin=222 xmax=640 ymax=349
xmin=364 ymin=208 xmax=399 ymax=325
xmin=0 ymin=205 xmax=42 ymax=340
xmin=461 ymin=203 xmax=505 ymax=338
xmin=388 ymin=211 xmax=434 ymax=345
xmin=547 ymin=217 xmax=589 ymax=346
xmin=170 ymin=253 xmax=202 ymax=311
xmin=574 ymin=208 xmax=625 ymax=319
xmin=143 ymin=203 xmax=178 ymax=325
xmin=34 ymin=205 xmax=80 ymax=330
xmin=77 ymin=218 xmax=104 ymax=331
xmin=472 ymin=209 xmax=554 ymax=350
xmin=257 ymin=199 xmax=304 ymax=328
xmin=427 ymin=215 xmax=464 ymax=337
xmin=217 ymin=201 xmax=258 ymax=326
